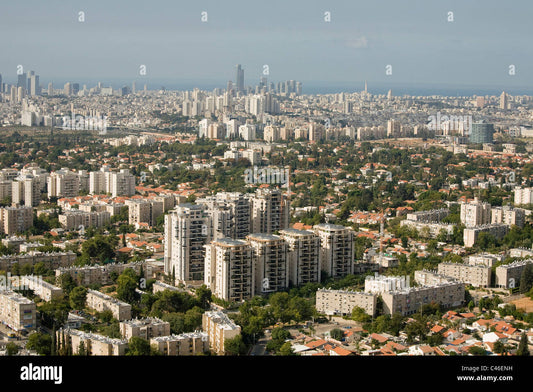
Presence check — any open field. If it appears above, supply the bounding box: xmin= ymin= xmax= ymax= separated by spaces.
xmin=511 ymin=296 xmax=533 ymax=313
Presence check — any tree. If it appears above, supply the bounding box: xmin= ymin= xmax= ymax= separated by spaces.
xmin=161 ymin=312 xmax=186 ymax=335
xmin=26 ymin=332 xmax=52 ymax=355
xmin=224 ymin=335 xmax=247 ymax=356
xmin=195 ymin=285 xmax=212 ymax=309
xmin=351 ymin=306 xmax=372 ymax=323
xmin=6 ymin=342 xmax=19 ymax=356
xmin=184 ymin=306 xmax=204 ymax=332
xmin=126 ymin=337 xmax=152 ymax=356
xmin=519 ymin=264 xmax=533 ymax=294
xmin=468 ymin=346 xmax=487 ymax=356
xmin=267 ymin=327 xmax=291 ymax=354
xmin=69 ymin=286 xmax=87 ymax=310
xmin=77 ymin=340 xmax=88 ymax=356
xmin=493 ymin=340 xmax=507 ymax=355
xmin=59 ymin=273 xmax=77 ymax=295
xmin=517 ymin=332 xmax=530 ymax=356
xmin=279 ymin=342 xmax=295 ymax=356
xmin=329 ymin=328 xmax=344 ymax=341
xmin=116 ymin=268 xmax=138 ymax=303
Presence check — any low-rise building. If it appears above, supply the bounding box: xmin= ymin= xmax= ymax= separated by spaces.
xmin=86 ymin=289 xmax=132 ymax=321
xmin=150 ymin=331 xmax=209 ymax=356
xmin=315 ymin=288 xmax=377 ymax=317
xmin=0 ymin=290 xmax=36 ymax=331
xmin=463 ymin=224 xmax=509 ymax=248
xmin=119 ymin=317 xmax=170 ymax=340
xmin=59 ymin=328 xmax=128 ymax=356
xmin=0 ymin=251 xmax=76 ymax=272
xmin=19 ymin=275 xmax=63 ymax=301
xmin=495 ymin=259 xmax=532 ymax=289
xmin=202 ymin=310 xmax=241 ymax=355
xmin=437 ymin=262 xmax=492 ymax=287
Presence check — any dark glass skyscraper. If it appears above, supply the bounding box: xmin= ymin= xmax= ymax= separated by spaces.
xmin=469 ymin=121 xmax=494 ymax=144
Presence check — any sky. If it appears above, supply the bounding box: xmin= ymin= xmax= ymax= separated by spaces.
xmin=1 ymin=0 xmax=532 ymax=94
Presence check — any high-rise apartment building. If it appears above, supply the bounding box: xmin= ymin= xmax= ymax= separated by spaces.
xmin=247 ymin=233 xmax=289 ymax=294
xmin=47 ymin=169 xmax=80 ymax=199
xmin=164 ymin=204 xmax=212 ymax=283
xmin=460 ymin=197 xmax=491 ymax=227
xmin=204 ymin=238 xmax=254 ymax=302
xmin=250 ymin=188 xmax=290 ymax=234
xmin=279 ymin=228 xmax=321 ymax=286
xmin=314 ymin=223 xmax=355 ymax=279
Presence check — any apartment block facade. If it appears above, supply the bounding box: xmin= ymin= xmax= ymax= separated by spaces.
xmin=202 ymin=310 xmax=241 ymax=355
xmin=0 ymin=290 xmax=36 ymax=331
xmin=86 ymin=289 xmax=132 ymax=321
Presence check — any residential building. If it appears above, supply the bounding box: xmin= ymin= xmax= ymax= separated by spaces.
xmin=437 ymin=262 xmax=492 ymax=287
xmin=58 ymin=209 xmax=111 ymax=230
xmin=247 ymin=233 xmax=289 ymax=294
xmin=0 ymin=206 xmax=33 ymax=235
xmin=202 ymin=310 xmax=241 ymax=355
xmin=0 ymin=290 xmax=36 ymax=331
xmin=119 ymin=317 xmax=170 ymax=340
xmin=314 ymin=223 xmax=355 ymax=279
xmin=204 ymin=238 xmax=254 ymax=302
xmin=19 ymin=275 xmax=63 ymax=301
xmin=47 ymin=168 xmax=80 ymax=199
xmin=491 ymin=205 xmax=525 ymax=228
xmin=460 ymin=197 xmax=491 ymax=227
xmin=495 ymin=259 xmax=532 ymax=289
xmin=86 ymin=289 xmax=132 ymax=321
xmin=315 ymin=288 xmax=377 ymax=317
xmin=164 ymin=203 xmax=212 ymax=284
xmin=150 ymin=331 xmax=209 ymax=356
xmin=59 ymin=328 xmax=128 ymax=356
xmin=279 ymin=228 xmax=321 ymax=286
xmin=463 ymin=224 xmax=509 ymax=247
xmin=250 ymin=188 xmax=290 ymax=234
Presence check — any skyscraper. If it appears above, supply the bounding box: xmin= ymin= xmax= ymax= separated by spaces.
xmin=235 ymin=64 xmax=244 ymax=93
xmin=469 ymin=121 xmax=494 ymax=144
xmin=500 ymin=91 xmax=508 ymax=110
xmin=17 ymin=73 xmax=27 ymax=91
xmin=29 ymin=73 xmax=40 ymax=96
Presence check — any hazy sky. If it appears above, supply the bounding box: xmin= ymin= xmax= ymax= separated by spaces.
xmin=1 ymin=0 xmax=532 ymax=91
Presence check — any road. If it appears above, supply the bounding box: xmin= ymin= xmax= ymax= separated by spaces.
xmin=249 ymin=331 xmax=271 ymax=356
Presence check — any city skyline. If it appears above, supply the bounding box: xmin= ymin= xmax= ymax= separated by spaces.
xmin=1 ymin=0 xmax=533 ymax=95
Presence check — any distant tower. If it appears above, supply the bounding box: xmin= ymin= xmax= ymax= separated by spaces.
xmin=387 ymin=89 xmax=392 ymax=100
xmin=499 ymin=91 xmax=508 ymax=110
xmin=364 ymin=80 xmax=368 ymax=94
xmin=235 ymin=64 xmax=244 ymax=93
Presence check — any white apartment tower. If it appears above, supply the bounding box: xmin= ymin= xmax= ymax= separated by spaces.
xmin=279 ymin=228 xmax=321 ymax=286
xmin=204 ymin=238 xmax=254 ymax=302
xmin=250 ymin=188 xmax=290 ymax=234
xmin=460 ymin=197 xmax=491 ymax=227
xmin=247 ymin=233 xmax=289 ymax=294
xmin=164 ymin=204 xmax=212 ymax=283
xmin=314 ymin=223 xmax=355 ymax=279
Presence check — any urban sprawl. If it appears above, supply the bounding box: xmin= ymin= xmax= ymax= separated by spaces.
xmin=0 ymin=65 xmax=532 ymax=358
